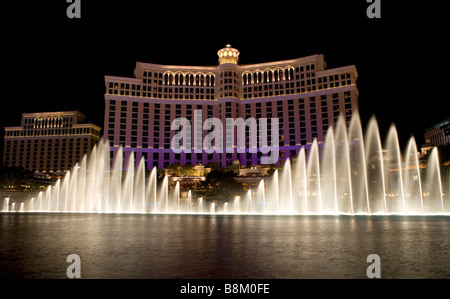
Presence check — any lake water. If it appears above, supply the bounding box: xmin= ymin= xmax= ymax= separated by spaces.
xmin=1 ymin=213 xmax=450 ymax=279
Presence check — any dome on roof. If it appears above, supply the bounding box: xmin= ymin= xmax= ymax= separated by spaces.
xmin=217 ymin=45 xmax=240 ymax=65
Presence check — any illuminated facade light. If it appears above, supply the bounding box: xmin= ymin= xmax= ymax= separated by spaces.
xmin=217 ymin=44 xmax=240 ymax=65
xmin=424 ymin=118 xmax=450 ymax=147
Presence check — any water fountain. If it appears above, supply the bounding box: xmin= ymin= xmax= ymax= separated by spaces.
xmin=2 ymin=113 xmax=449 ymax=215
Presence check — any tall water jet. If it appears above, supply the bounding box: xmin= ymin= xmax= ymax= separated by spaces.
xmin=122 ymin=151 xmax=135 ymax=212
xmin=45 ymin=185 xmax=52 ymax=211
xmin=53 ymin=179 xmax=61 ymax=212
xmin=272 ymin=169 xmax=279 ymax=212
xmin=198 ymin=197 xmax=204 ymax=213
xmin=348 ymin=112 xmax=370 ymax=214
xmin=256 ymin=180 xmax=266 ymax=213
xmin=447 ymin=164 xmax=450 ymax=213
xmin=279 ymin=159 xmax=294 ymax=213
xmin=403 ymin=137 xmax=424 ymax=214
xmin=175 ymin=182 xmax=181 ymax=212
xmin=234 ymin=196 xmax=240 ymax=214
xmin=306 ymin=139 xmax=322 ymax=213
xmin=92 ymin=141 xmax=109 ymax=212
xmin=161 ymin=175 xmax=169 ymax=213
xmin=85 ymin=145 xmax=98 ymax=212
xmin=111 ymin=147 xmax=123 ymax=212
xmin=423 ymin=147 xmax=444 ymax=213
xmin=68 ymin=167 xmax=78 ymax=211
xmin=145 ymin=167 xmax=157 ymax=213
xmin=2 ymin=197 xmax=10 ymax=212
xmin=246 ymin=190 xmax=253 ymax=213
xmin=365 ymin=116 xmax=387 ymax=214
xmin=37 ymin=192 xmax=43 ymax=211
xmin=187 ymin=190 xmax=192 ymax=213
xmin=61 ymin=170 xmax=70 ymax=212
xmin=385 ymin=124 xmax=406 ymax=214
xmin=335 ymin=115 xmax=353 ymax=214
xmin=78 ymin=155 xmax=87 ymax=212
xmin=134 ymin=157 xmax=146 ymax=213
xmin=321 ymin=129 xmax=338 ymax=214
xmin=292 ymin=147 xmax=308 ymax=213
xmin=99 ymin=139 xmax=111 ymax=212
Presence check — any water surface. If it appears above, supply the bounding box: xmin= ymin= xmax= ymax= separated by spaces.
xmin=1 ymin=213 xmax=450 ymax=278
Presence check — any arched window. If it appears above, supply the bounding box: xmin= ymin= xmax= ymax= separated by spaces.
xmin=181 ymin=73 xmax=185 ymax=85
xmin=200 ymin=75 xmax=205 ymax=86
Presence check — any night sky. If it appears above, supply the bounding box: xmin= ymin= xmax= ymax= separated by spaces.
xmin=1 ymin=1 xmax=448 ymax=156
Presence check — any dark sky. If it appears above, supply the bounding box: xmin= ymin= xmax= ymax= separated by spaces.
xmin=1 ymin=1 xmax=448 ymax=155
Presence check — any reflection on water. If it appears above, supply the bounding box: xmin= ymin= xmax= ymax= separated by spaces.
xmin=1 ymin=213 xmax=450 ymax=278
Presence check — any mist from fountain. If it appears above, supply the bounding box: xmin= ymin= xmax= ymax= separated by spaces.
xmin=2 ymin=113 xmax=449 ymax=215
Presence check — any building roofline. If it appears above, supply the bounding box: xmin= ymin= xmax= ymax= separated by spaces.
xmin=239 ymin=54 xmax=322 ymax=69
xmin=135 ymin=62 xmax=217 ymax=72
xmin=21 ymin=111 xmax=83 ymax=117
xmin=73 ymin=123 xmax=102 ymax=130
xmin=4 ymin=126 xmax=22 ymax=131
xmin=316 ymin=65 xmax=358 ymax=79
xmin=132 ymin=54 xmax=324 ymax=73
xmin=425 ymin=118 xmax=450 ymax=132
xmin=104 ymin=75 xmax=143 ymax=83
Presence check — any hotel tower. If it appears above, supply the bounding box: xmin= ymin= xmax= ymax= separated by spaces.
xmin=104 ymin=45 xmax=359 ymax=169
xmin=3 ymin=111 xmax=101 ymax=173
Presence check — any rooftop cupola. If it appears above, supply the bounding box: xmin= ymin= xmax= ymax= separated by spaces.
xmin=217 ymin=44 xmax=240 ymax=65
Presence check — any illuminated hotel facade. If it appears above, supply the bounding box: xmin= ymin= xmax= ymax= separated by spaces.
xmin=104 ymin=45 xmax=359 ymax=169
xmin=2 ymin=111 xmax=101 ymax=173
xmin=424 ymin=118 xmax=450 ymax=147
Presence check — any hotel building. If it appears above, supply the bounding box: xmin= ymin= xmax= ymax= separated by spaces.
xmin=104 ymin=45 xmax=359 ymax=169
xmin=424 ymin=118 xmax=450 ymax=147
xmin=3 ymin=111 xmax=101 ymax=173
